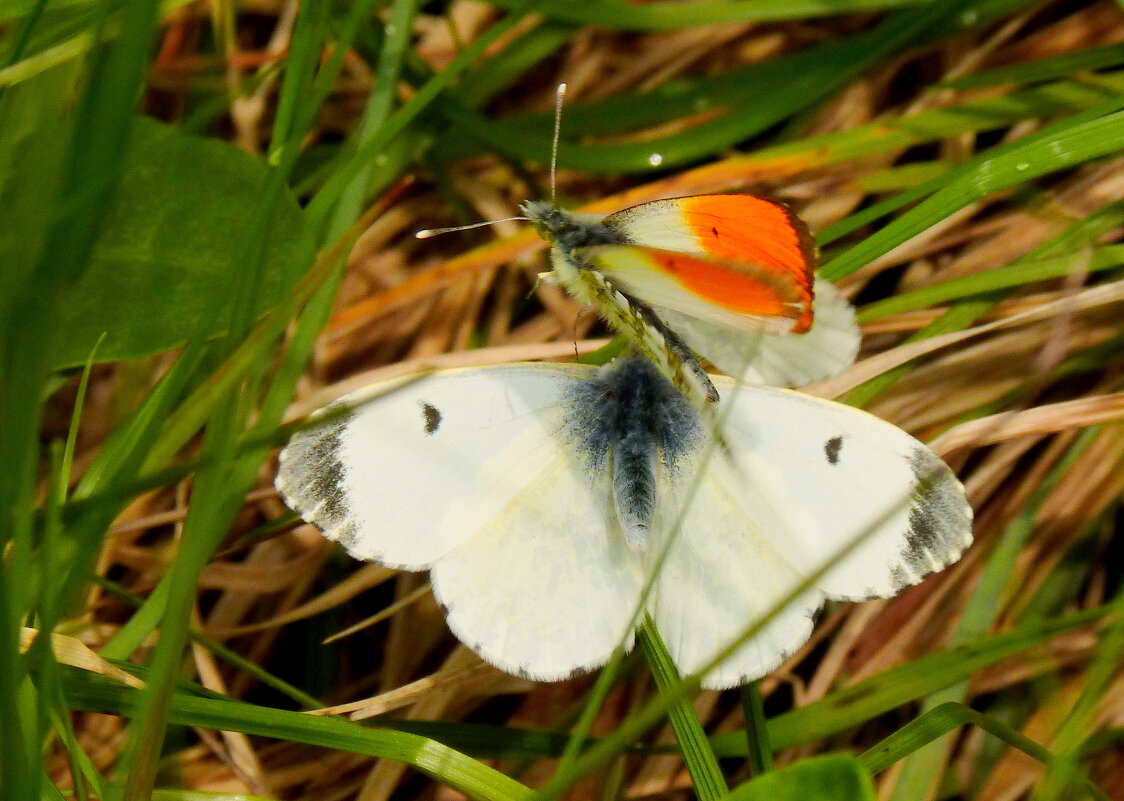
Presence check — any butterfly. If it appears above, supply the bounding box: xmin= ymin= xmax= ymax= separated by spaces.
xmin=276 ymin=354 xmax=972 ymax=688
xmin=520 ymin=193 xmax=861 ymax=404
xmin=418 ymin=85 xmax=859 ymax=405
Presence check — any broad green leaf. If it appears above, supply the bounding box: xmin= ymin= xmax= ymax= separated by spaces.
xmin=52 ymin=116 xmax=306 ymax=369
xmin=726 ymin=754 xmax=876 ymax=801
xmin=0 ymin=61 xmax=76 ymax=325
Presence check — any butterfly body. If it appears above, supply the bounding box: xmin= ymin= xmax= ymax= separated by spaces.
xmin=523 ymin=199 xmax=720 ymax=407
xmin=563 ymin=354 xmax=705 ymax=548
xmin=277 ymin=355 xmax=972 ymax=687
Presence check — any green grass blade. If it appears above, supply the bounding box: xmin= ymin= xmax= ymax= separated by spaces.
xmin=857 ymin=244 xmax=1124 ymax=322
xmin=844 ymin=197 xmax=1124 ymax=406
xmin=888 ymin=429 xmax=1101 ymax=799
xmin=740 ymin=682 xmax=773 ymax=775
xmin=706 ymin=607 xmax=1108 ymax=755
xmin=858 ymin=702 xmax=1110 ymax=801
xmin=306 ymin=4 xmax=531 ymax=227
xmin=94 ymin=575 xmax=323 ymax=710
xmin=823 ymin=99 xmax=1124 ymax=282
xmin=637 ymin=616 xmax=727 ymax=801
xmin=1038 ymin=580 xmax=1124 ymax=799
xmin=458 ymin=21 xmax=574 ymax=109
xmin=1 ymin=0 xmax=157 ymax=789
xmin=448 ymin=1 xmax=999 ymax=173
xmin=485 ymin=0 xmax=942 ymax=30
xmin=62 ymin=672 xmax=534 ymax=801
xmin=941 ymin=42 xmax=1124 ymax=90
xmin=726 ymin=754 xmax=876 ymax=801
xmin=330 ymin=0 xmax=418 ymax=233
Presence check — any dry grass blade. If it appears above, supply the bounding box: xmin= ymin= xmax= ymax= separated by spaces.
xmin=20 ymin=628 xmax=144 ymax=690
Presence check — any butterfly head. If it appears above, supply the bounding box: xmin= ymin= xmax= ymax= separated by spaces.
xmin=521 ymin=200 xmax=620 ymax=257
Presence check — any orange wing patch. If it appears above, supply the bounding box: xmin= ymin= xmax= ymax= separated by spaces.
xmin=644 ymin=250 xmax=809 ymax=331
xmin=679 ymin=195 xmax=815 ymax=331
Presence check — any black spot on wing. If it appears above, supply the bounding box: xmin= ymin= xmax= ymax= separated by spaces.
xmin=420 ymin=401 xmax=442 ymax=435
xmin=824 ymin=435 xmax=843 ymax=465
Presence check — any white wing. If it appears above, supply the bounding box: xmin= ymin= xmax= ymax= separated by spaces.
xmin=432 ymin=454 xmax=643 ymax=680
xmin=713 ymin=379 xmax=973 ymax=601
xmin=646 ymin=381 xmax=970 ymax=687
xmin=647 ymin=455 xmax=822 ymax=689
xmin=276 ymin=364 xmax=581 ymax=569
xmin=277 ymin=363 xmax=642 ymax=680
xmin=653 ymin=278 xmax=860 ymax=387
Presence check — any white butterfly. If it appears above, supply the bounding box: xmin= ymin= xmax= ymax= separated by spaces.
xmin=276 ymin=355 xmax=972 ymax=688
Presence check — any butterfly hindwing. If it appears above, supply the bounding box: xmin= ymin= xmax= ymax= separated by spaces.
xmin=277 ymin=363 xmax=643 ymax=679
xmin=648 ymin=453 xmax=821 ymax=688
xmin=654 ymin=278 xmax=861 ymax=386
xmin=432 ymin=453 xmax=643 ymax=680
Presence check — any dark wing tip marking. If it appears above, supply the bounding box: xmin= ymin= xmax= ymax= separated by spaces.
xmin=824 ymin=435 xmax=843 ymax=465
xmin=889 ymin=565 xmax=910 ymax=592
xmin=276 ymin=415 xmax=352 ymax=534
xmin=898 ymin=448 xmax=974 ymax=582
xmin=420 ymin=401 xmax=442 ymax=435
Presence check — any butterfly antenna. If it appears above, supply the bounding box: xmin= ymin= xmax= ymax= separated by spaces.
xmin=550 ymin=82 xmax=567 ymax=205
xmin=415 ymin=217 xmax=529 ymax=239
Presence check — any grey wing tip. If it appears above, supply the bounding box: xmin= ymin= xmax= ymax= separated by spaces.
xmin=895 ymin=448 xmax=974 ymax=588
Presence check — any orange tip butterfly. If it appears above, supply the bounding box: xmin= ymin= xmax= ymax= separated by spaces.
xmin=277 ymin=354 xmax=972 ymax=688
xmin=418 ymin=84 xmax=860 ymax=406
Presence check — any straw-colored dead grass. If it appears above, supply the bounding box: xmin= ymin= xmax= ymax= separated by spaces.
xmin=48 ymin=1 xmax=1124 ymax=799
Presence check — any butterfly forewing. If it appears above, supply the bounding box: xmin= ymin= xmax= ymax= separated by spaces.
xmin=714 ymin=378 xmax=973 ymax=600
xmin=602 ymin=194 xmax=816 ymax=332
xmin=277 ymin=366 xmax=579 ymax=569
